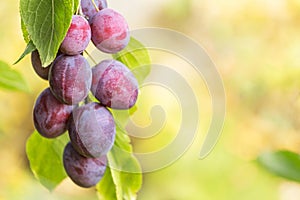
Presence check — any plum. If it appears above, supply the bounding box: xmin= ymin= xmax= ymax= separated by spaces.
xmin=33 ymin=88 xmax=73 ymax=138
xmin=49 ymin=54 xmax=92 ymax=105
xmin=91 ymin=59 xmax=138 ymax=109
xmin=31 ymin=50 xmax=51 ymax=80
xmin=68 ymin=102 xmax=116 ymax=158
xmin=63 ymin=142 xmax=107 ymax=188
xmin=60 ymin=15 xmax=91 ymax=55
xmin=90 ymin=8 xmax=130 ymax=53
xmin=81 ymin=0 xmax=107 ymax=20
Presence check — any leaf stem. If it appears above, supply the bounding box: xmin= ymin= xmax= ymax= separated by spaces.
xmin=92 ymin=0 xmax=100 ymax=12
xmin=77 ymin=4 xmax=83 ymax=16
xmin=84 ymin=50 xmax=97 ymax=65
xmin=75 ymin=6 xmax=79 ymax=15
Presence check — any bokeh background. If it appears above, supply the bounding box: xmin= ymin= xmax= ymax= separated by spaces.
xmin=1 ymin=0 xmax=300 ymax=199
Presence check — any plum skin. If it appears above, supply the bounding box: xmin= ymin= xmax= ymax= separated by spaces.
xmin=60 ymin=15 xmax=91 ymax=55
xmin=33 ymin=88 xmax=73 ymax=138
xmin=63 ymin=142 xmax=107 ymax=188
xmin=91 ymin=59 xmax=138 ymax=109
xmin=81 ymin=0 xmax=107 ymax=20
xmin=68 ymin=102 xmax=116 ymax=158
xmin=90 ymin=8 xmax=130 ymax=54
xmin=31 ymin=50 xmax=51 ymax=80
xmin=49 ymin=54 xmax=92 ymax=105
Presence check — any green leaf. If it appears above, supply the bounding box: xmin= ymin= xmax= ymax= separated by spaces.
xmin=97 ymin=126 xmax=142 ymax=200
xmin=113 ymin=37 xmax=151 ymax=84
xmin=108 ymin=150 xmax=142 ymax=200
xmin=96 ymin=168 xmax=117 ymax=200
xmin=110 ymin=105 xmax=137 ymax=132
xmin=14 ymin=40 xmax=36 ymax=65
xmin=26 ymin=131 xmax=69 ymax=191
xmin=20 ymin=0 xmax=75 ymax=66
xmin=21 ymin=18 xmax=30 ymax=43
xmin=257 ymin=150 xmax=300 ymax=182
xmin=0 ymin=61 xmax=29 ymax=92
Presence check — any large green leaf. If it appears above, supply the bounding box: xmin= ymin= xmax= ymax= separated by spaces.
xmin=97 ymin=126 xmax=142 ymax=200
xmin=21 ymin=18 xmax=30 ymax=43
xmin=257 ymin=150 xmax=300 ymax=182
xmin=0 ymin=61 xmax=29 ymax=92
xmin=113 ymin=37 xmax=151 ymax=84
xmin=20 ymin=0 xmax=75 ymax=66
xmin=26 ymin=131 xmax=69 ymax=191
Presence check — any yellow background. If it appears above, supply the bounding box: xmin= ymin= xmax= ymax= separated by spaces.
xmin=1 ymin=0 xmax=300 ymax=199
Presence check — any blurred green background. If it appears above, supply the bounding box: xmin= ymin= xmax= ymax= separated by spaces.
xmin=1 ymin=0 xmax=300 ymax=199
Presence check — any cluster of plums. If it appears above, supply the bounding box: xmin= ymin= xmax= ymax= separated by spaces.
xmin=32 ymin=0 xmax=138 ymax=188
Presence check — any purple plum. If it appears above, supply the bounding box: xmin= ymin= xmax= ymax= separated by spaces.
xmin=49 ymin=54 xmax=92 ymax=105
xmin=91 ymin=59 xmax=138 ymax=109
xmin=60 ymin=15 xmax=91 ymax=55
xmin=68 ymin=102 xmax=116 ymax=158
xmin=31 ymin=50 xmax=51 ymax=80
xmin=33 ymin=88 xmax=73 ymax=138
xmin=63 ymin=142 xmax=107 ymax=188
xmin=90 ymin=8 xmax=130 ymax=53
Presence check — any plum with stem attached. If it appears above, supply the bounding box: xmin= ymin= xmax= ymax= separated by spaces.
xmin=81 ymin=0 xmax=108 ymax=20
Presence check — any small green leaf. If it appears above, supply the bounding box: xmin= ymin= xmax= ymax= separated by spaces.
xmin=97 ymin=126 xmax=142 ymax=200
xmin=20 ymin=0 xmax=75 ymax=66
xmin=14 ymin=41 xmax=36 ymax=65
xmin=26 ymin=131 xmax=69 ymax=191
xmin=113 ymin=37 xmax=151 ymax=84
xmin=0 ymin=61 xmax=29 ymax=92
xmin=257 ymin=150 xmax=300 ymax=182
